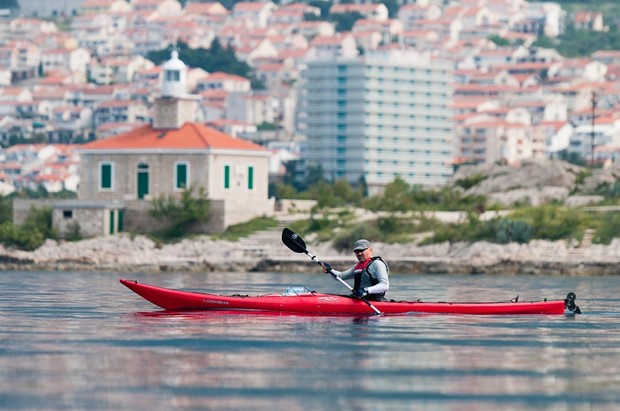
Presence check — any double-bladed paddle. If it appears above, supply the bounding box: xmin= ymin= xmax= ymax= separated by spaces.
xmin=281 ymin=227 xmax=383 ymax=315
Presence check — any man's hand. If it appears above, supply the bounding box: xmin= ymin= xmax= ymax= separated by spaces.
xmin=321 ymin=262 xmax=331 ymax=273
xmin=352 ymin=288 xmax=368 ymax=299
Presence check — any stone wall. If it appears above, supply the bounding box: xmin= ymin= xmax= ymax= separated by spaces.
xmin=13 ymin=199 xmax=54 ymax=226
xmin=122 ymin=200 xmax=167 ymax=233
xmin=53 ymin=207 xmax=103 ymax=238
xmin=122 ymin=199 xmax=228 ymax=234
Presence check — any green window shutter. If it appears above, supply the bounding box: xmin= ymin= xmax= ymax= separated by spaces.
xmin=176 ymin=163 xmax=187 ymax=189
xmin=224 ymin=165 xmax=230 ymax=189
xmin=248 ymin=166 xmax=254 ymax=190
xmin=101 ymin=163 xmax=112 ymax=189
xmin=109 ymin=210 xmax=115 ymax=234
xmin=118 ymin=210 xmax=124 ymax=232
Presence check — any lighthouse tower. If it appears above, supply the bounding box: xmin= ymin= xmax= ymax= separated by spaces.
xmin=153 ymin=50 xmax=200 ymax=130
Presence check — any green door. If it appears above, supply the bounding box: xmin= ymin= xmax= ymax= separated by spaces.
xmin=137 ymin=163 xmax=149 ymax=199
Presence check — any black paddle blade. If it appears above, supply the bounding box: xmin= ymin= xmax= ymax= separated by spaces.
xmin=282 ymin=228 xmax=307 ymax=254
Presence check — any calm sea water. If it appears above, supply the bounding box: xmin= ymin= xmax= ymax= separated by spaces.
xmin=0 ymin=270 xmax=619 ymax=411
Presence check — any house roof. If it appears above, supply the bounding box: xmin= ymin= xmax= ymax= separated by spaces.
xmin=80 ymin=122 xmax=268 ymax=153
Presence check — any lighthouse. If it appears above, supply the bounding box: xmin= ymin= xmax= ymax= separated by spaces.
xmin=153 ymin=50 xmax=200 ymax=130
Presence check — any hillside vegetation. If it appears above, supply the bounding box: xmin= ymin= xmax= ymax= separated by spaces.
xmin=3 ymin=160 xmax=620 ymax=251
xmin=287 ymin=160 xmax=620 ymax=251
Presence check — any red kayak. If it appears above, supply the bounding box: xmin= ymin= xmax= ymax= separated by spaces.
xmin=120 ymin=279 xmax=580 ymax=316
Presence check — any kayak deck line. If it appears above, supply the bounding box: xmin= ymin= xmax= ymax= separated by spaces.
xmin=119 ymin=279 xmax=582 ymax=316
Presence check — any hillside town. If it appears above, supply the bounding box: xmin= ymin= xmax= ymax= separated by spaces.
xmin=1 ymin=0 xmax=619 ymax=233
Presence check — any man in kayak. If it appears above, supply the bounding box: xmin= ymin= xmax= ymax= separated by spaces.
xmin=322 ymin=239 xmax=389 ymax=301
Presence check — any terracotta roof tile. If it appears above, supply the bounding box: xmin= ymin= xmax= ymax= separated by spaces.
xmin=81 ymin=123 xmax=267 ymax=152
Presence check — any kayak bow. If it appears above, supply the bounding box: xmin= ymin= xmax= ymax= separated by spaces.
xmin=120 ymin=279 xmax=581 ymax=316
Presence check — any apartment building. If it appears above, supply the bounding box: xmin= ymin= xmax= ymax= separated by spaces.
xmin=298 ymin=48 xmax=455 ymax=194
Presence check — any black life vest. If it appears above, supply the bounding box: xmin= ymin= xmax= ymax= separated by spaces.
xmin=352 ymin=256 xmax=389 ymax=294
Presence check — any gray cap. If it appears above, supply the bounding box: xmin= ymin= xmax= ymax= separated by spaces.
xmin=353 ymin=239 xmax=371 ymax=251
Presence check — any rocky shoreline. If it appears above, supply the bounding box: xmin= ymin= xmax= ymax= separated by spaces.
xmin=1 ymin=233 xmax=618 ymax=276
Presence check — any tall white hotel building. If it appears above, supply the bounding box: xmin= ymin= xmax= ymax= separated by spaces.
xmin=298 ymin=49 xmax=455 ymax=195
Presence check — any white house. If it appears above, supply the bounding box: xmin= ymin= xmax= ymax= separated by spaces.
xmin=232 ymin=2 xmax=277 ymax=29
xmin=40 ymin=47 xmax=91 ymax=75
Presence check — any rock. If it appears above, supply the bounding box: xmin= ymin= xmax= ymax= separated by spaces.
xmin=581 ymin=162 xmax=620 ymax=193
xmin=0 ymin=230 xmax=619 ymax=275
xmin=488 ymin=186 xmax=569 ymax=206
xmin=451 ymin=159 xmax=584 ymax=206
xmin=564 ymin=195 xmax=604 ymax=207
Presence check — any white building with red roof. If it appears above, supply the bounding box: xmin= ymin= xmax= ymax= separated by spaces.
xmin=17 ymin=0 xmax=82 ymax=18
xmin=295 ymin=21 xmax=336 ymax=40
xmin=16 ymin=51 xmax=272 ymax=238
xmin=40 ymin=48 xmax=91 ymax=76
xmin=269 ymin=3 xmax=320 ymax=25
xmin=232 ymin=1 xmax=277 ymax=29
xmin=196 ymin=72 xmax=251 ymax=93
xmin=309 ymin=33 xmax=358 ymax=59
xmin=398 ymin=3 xmax=442 ymax=30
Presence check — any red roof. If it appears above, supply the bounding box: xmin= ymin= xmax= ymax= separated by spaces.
xmin=81 ymin=123 xmax=267 ymax=152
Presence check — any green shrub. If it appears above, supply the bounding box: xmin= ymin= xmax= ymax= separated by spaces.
xmin=510 ymin=205 xmax=587 ymax=241
xmin=496 ymin=219 xmax=534 ymax=244
xmin=0 ymin=223 xmax=44 ymax=251
xmin=64 ymin=221 xmax=83 ymax=242
xmin=332 ymin=224 xmax=382 ymax=252
xmin=0 ymin=205 xmax=56 ymax=250
xmin=0 ymin=196 xmax=12 ymax=225
xmin=214 ymin=216 xmax=278 ymax=241
xmin=592 ymin=212 xmax=620 ymax=245
xmin=455 ymin=173 xmax=487 ymax=189
xmin=149 ymin=187 xmax=210 ymax=240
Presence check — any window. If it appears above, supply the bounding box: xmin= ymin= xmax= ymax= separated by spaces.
xmin=165 ymin=70 xmax=180 ymax=82
xmin=248 ymin=166 xmax=254 ymax=190
xmin=100 ymin=162 xmax=113 ymax=190
xmin=175 ymin=162 xmax=188 ymax=190
xmin=224 ymin=165 xmax=231 ymax=189
xmin=63 ymin=210 xmax=73 ymax=219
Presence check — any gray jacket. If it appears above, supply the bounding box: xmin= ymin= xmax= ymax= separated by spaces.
xmin=331 ymin=258 xmax=389 ymax=295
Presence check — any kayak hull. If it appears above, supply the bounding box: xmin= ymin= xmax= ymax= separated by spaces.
xmin=120 ymin=279 xmax=576 ymax=316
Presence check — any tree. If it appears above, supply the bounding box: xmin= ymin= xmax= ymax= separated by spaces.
xmin=0 ymin=196 xmax=12 ymax=225
xmin=0 ymin=0 xmax=18 ymax=9
xmin=534 ymin=23 xmax=620 ymax=58
xmin=363 ymin=176 xmax=413 ymax=211
xmin=305 ymin=164 xmax=327 ymax=189
xmin=146 ymin=40 xmax=252 ymax=78
xmin=307 ymin=0 xmax=331 ymax=19
xmin=488 ymin=34 xmax=511 ymax=47
xmin=381 ymin=0 xmax=399 ymax=18
xmin=330 ymin=12 xmax=364 ymax=32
